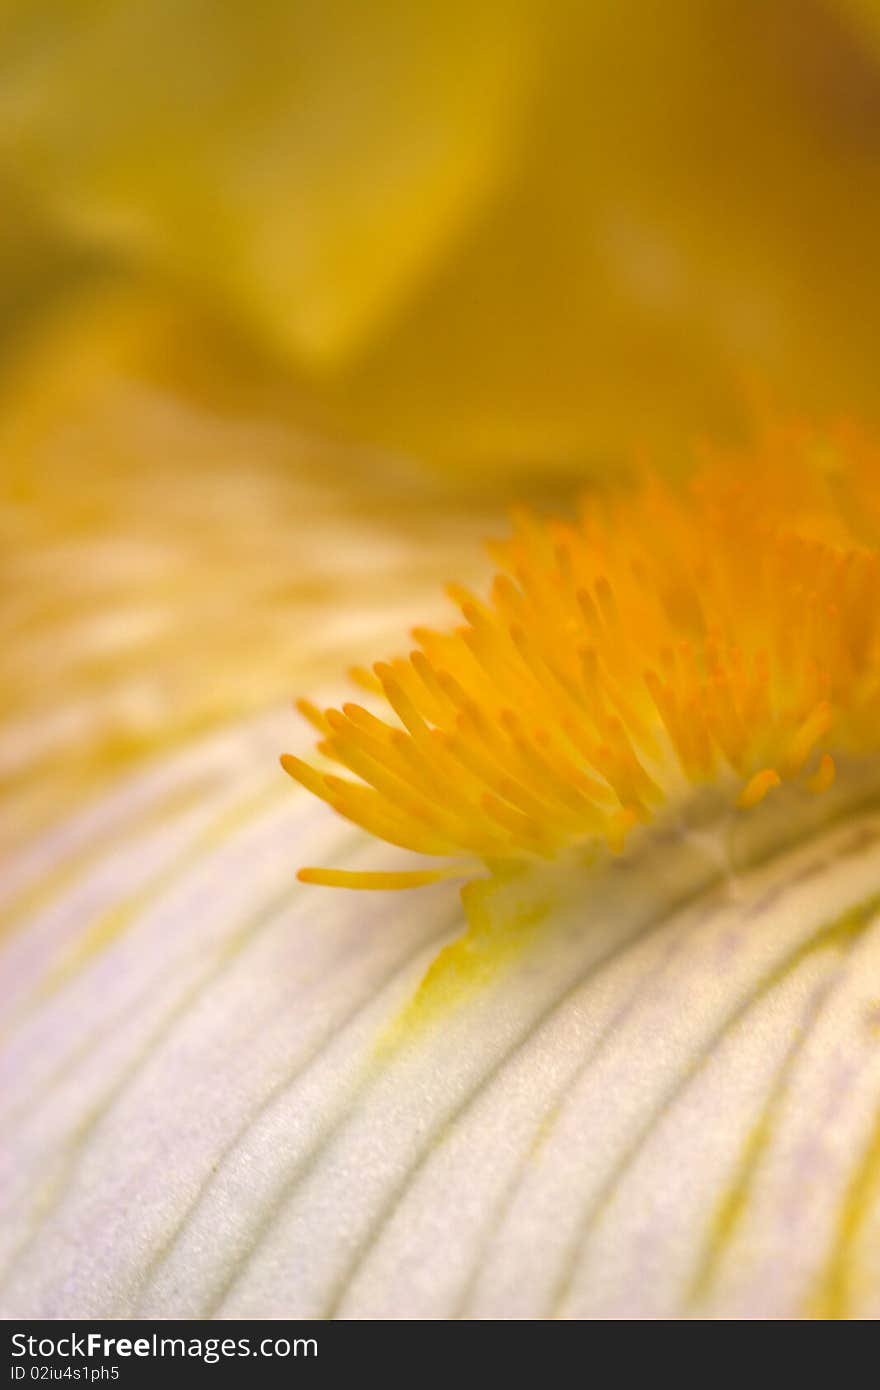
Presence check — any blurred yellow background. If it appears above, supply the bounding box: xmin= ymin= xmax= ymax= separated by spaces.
xmin=4 ymin=1 xmax=880 ymax=475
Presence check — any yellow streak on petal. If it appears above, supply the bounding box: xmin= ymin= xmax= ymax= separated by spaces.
xmin=377 ymin=875 xmax=551 ymax=1050
xmin=806 ymin=1111 xmax=880 ymax=1320
xmin=0 ymin=774 xmax=212 ymax=944
xmin=688 ymin=896 xmax=880 ymax=1310
xmin=30 ymin=782 xmax=285 ymax=1003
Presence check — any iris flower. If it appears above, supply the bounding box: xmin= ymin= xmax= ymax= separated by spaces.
xmin=4 ymin=1 xmax=880 ymax=1322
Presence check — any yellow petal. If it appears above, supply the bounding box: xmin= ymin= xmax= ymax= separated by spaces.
xmin=286 ymin=2 xmax=880 ymax=478
xmin=7 ymin=5 xmax=880 ymax=479
xmin=0 ymin=0 xmax=541 ymax=364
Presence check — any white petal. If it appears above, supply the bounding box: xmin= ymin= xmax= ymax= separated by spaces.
xmin=4 ymin=724 xmax=880 ymax=1319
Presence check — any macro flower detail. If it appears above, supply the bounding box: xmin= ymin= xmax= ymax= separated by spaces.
xmin=9 ymin=409 xmax=880 ymax=1320
xmin=7 ymin=0 xmax=880 ymax=1329
xmin=286 ymin=425 xmax=880 ymax=909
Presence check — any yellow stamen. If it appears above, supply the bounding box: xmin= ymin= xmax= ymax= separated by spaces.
xmin=737 ymin=767 xmax=782 ymax=809
xmin=297 ymin=868 xmax=456 ymax=890
xmin=807 ymin=752 xmax=836 ymax=794
xmin=287 ymin=424 xmax=880 ymax=892
xmin=295 ymin=698 xmax=331 ymax=734
xmin=784 ymin=700 xmax=833 ymax=773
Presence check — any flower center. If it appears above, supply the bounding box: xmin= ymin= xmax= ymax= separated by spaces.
xmin=283 ymin=422 xmax=880 ymax=894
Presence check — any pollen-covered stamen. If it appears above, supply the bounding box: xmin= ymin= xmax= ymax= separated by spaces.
xmin=285 ymin=428 xmax=880 ymax=891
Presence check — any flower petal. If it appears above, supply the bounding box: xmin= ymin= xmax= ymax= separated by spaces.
xmin=5 ymin=725 xmax=880 ymax=1318
xmin=0 ymin=0 xmax=541 ymax=363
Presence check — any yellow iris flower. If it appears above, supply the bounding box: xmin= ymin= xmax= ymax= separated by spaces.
xmin=4 ymin=1 xmax=880 ymax=1321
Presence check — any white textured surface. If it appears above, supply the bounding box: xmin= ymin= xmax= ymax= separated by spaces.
xmin=4 ymin=717 xmax=880 ymax=1319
